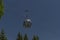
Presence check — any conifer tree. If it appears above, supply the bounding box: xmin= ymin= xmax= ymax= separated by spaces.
xmin=24 ymin=34 xmax=28 ymax=40
xmin=32 ymin=35 xmax=39 ymax=40
xmin=0 ymin=32 xmax=1 ymax=40
xmin=0 ymin=28 xmax=8 ymax=40
xmin=16 ymin=32 xmax=22 ymax=40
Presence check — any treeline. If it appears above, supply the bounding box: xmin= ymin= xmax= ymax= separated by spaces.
xmin=0 ymin=29 xmax=39 ymax=40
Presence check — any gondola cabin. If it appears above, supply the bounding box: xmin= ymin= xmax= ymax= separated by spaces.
xmin=23 ymin=18 xmax=32 ymax=28
xmin=23 ymin=9 xmax=32 ymax=28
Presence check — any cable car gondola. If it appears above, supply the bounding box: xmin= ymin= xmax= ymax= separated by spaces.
xmin=23 ymin=9 xmax=32 ymax=28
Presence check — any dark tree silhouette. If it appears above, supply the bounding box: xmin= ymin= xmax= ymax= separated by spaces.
xmin=16 ymin=32 xmax=22 ymax=40
xmin=24 ymin=34 xmax=28 ymax=40
xmin=0 ymin=28 xmax=8 ymax=40
xmin=32 ymin=35 xmax=39 ymax=40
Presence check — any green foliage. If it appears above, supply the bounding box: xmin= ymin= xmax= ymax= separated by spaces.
xmin=0 ymin=28 xmax=8 ymax=40
xmin=0 ymin=0 xmax=4 ymax=19
xmin=16 ymin=32 xmax=22 ymax=40
xmin=24 ymin=34 xmax=28 ymax=40
xmin=32 ymin=35 xmax=39 ymax=40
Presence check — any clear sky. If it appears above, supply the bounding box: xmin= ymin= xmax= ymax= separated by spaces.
xmin=0 ymin=0 xmax=60 ymax=40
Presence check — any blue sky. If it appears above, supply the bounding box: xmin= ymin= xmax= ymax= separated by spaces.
xmin=0 ymin=0 xmax=60 ymax=40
